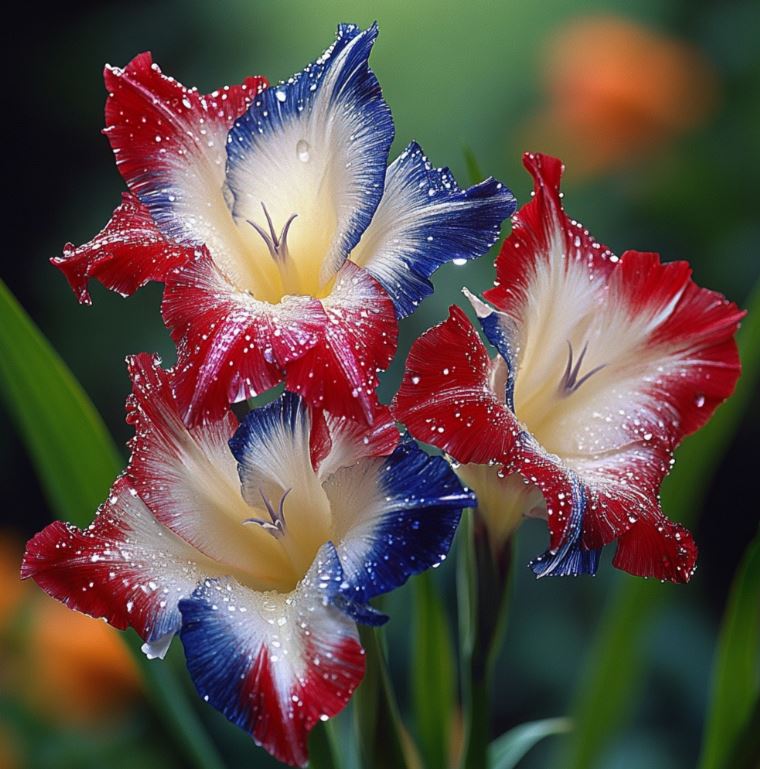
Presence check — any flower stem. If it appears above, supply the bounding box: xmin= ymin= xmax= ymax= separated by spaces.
xmin=354 ymin=624 xmax=413 ymax=769
xmin=457 ymin=509 xmax=514 ymax=769
xmin=309 ymin=720 xmax=342 ymax=769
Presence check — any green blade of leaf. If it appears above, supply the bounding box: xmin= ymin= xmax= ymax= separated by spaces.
xmin=308 ymin=720 xmax=343 ymax=769
xmin=489 ymin=718 xmax=572 ymax=769
xmin=698 ymin=530 xmax=760 ymax=769
xmin=463 ymin=147 xmax=485 ymax=187
xmin=355 ymin=624 xmax=414 ymax=769
xmin=556 ymin=279 xmax=760 ymax=769
xmin=0 ymin=279 xmax=225 ymax=769
xmin=0 ymin=279 xmax=122 ymax=523
xmin=412 ymin=571 xmax=456 ymax=769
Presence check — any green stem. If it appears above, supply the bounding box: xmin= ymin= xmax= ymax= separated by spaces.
xmin=126 ymin=636 xmax=226 ymax=769
xmin=458 ymin=510 xmax=514 ymax=769
xmin=308 ymin=720 xmax=342 ymax=769
xmin=354 ymin=625 xmax=411 ymax=769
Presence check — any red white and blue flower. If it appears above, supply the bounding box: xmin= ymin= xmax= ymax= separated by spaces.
xmin=22 ymin=354 xmax=473 ymax=766
xmin=394 ymin=152 xmax=744 ymax=583
xmin=53 ymin=23 xmax=515 ymax=425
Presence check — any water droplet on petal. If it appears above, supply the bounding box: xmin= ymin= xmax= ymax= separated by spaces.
xmin=296 ymin=139 xmax=310 ymax=162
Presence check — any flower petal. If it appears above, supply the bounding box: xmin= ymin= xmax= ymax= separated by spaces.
xmin=325 ymin=438 xmax=473 ymax=607
xmin=284 ymin=261 xmax=398 ymax=423
xmin=51 ymin=193 xmax=195 ymax=304
xmin=179 ymin=543 xmax=364 ymax=768
xmin=125 ymin=353 xmax=294 ymax=590
xmin=228 ymin=393 xmax=333 ymax=578
xmin=225 ymin=23 xmax=394 ymax=290
xmin=162 ymin=249 xmax=326 ymax=425
xmin=311 ymin=403 xmax=399 ymax=480
xmin=612 ymin=517 xmax=698 ymax=582
xmin=21 ymin=476 xmax=219 ymax=656
xmin=104 ymin=52 xmax=266 ymax=290
xmin=352 ymin=142 xmax=516 ymax=317
xmin=483 ymin=151 xmax=616 ymax=314
xmin=454 ymin=467 xmax=544 ymax=551
xmin=393 ymin=305 xmax=518 ymax=464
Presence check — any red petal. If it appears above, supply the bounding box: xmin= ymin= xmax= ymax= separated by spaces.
xmin=20 ymin=476 xmax=215 ymax=645
xmin=162 ymin=250 xmax=326 ymax=425
xmin=104 ymin=52 xmax=265 ymax=209
xmin=284 ymin=262 xmax=398 ymax=424
xmin=311 ymin=403 xmax=400 ymax=478
xmin=51 ymin=192 xmax=194 ymax=303
xmin=393 ymin=305 xmax=518 ymax=464
xmin=612 ymin=250 xmax=744 ymax=436
xmin=484 ymin=151 xmax=616 ymax=312
xmin=612 ymin=517 xmax=698 ymax=583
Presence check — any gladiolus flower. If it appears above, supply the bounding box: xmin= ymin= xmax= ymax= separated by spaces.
xmin=394 ymin=152 xmax=744 ymax=582
xmin=53 ymin=24 xmax=515 ymax=425
xmin=22 ymin=354 xmax=473 ymax=766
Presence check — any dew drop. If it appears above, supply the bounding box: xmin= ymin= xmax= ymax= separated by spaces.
xmin=296 ymin=139 xmax=310 ymax=162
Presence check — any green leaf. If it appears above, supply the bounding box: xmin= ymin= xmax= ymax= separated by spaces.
xmin=463 ymin=147 xmax=485 ymax=187
xmin=698 ymin=530 xmax=760 ymax=769
xmin=0 ymin=279 xmax=122 ymax=523
xmin=412 ymin=571 xmax=456 ymax=769
xmin=355 ymin=624 xmax=414 ymax=769
xmin=0 ymin=279 xmax=226 ymax=769
xmin=490 ymin=718 xmax=572 ymax=769
xmin=308 ymin=721 xmax=343 ymax=769
xmin=557 ymin=279 xmax=760 ymax=769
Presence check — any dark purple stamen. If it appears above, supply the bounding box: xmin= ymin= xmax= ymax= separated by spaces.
xmin=560 ymin=340 xmax=606 ymax=394
xmin=243 ymin=487 xmax=292 ymax=538
xmin=247 ymin=202 xmax=298 ymax=264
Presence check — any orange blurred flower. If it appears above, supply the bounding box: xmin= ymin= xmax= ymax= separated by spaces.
xmin=524 ymin=15 xmax=718 ymax=175
xmin=0 ymin=532 xmax=141 ymax=726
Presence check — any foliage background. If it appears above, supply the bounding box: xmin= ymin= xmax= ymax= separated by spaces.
xmin=2 ymin=1 xmax=758 ymax=767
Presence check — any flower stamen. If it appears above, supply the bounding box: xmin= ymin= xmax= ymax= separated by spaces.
xmin=247 ymin=203 xmax=298 ymax=264
xmin=560 ymin=340 xmax=606 ymax=395
xmin=244 ymin=487 xmax=292 ymax=539
xmin=247 ymin=203 xmax=300 ymax=296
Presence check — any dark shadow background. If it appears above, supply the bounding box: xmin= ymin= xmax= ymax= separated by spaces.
xmin=2 ymin=1 xmax=758 ymax=767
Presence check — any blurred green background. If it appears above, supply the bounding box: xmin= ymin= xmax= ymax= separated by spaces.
xmin=3 ymin=1 xmax=758 ymax=767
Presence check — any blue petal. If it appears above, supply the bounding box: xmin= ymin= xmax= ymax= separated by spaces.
xmin=528 ymin=473 xmax=601 ymax=577
xmin=228 ymin=390 xmax=304 ymax=465
xmin=330 ymin=438 xmax=475 ymax=603
xmin=178 ymin=542 xmax=362 ymax=765
xmin=332 ymin=594 xmax=389 ymax=626
xmin=352 ymin=141 xmax=516 ymax=317
xmin=225 ymin=23 xmax=394 ymax=284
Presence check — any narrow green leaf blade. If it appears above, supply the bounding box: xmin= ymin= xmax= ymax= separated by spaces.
xmin=558 ymin=280 xmax=760 ymax=769
xmin=463 ymin=147 xmax=485 ymax=187
xmin=0 ymin=279 xmax=122 ymax=523
xmin=355 ymin=625 xmax=413 ymax=769
xmin=412 ymin=571 xmax=456 ymax=769
xmin=698 ymin=531 xmax=760 ymax=769
xmin=308 ymin=721 xmax=344 ymax=769
xmin=490 ymin=718 xmax=572 ymax=769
